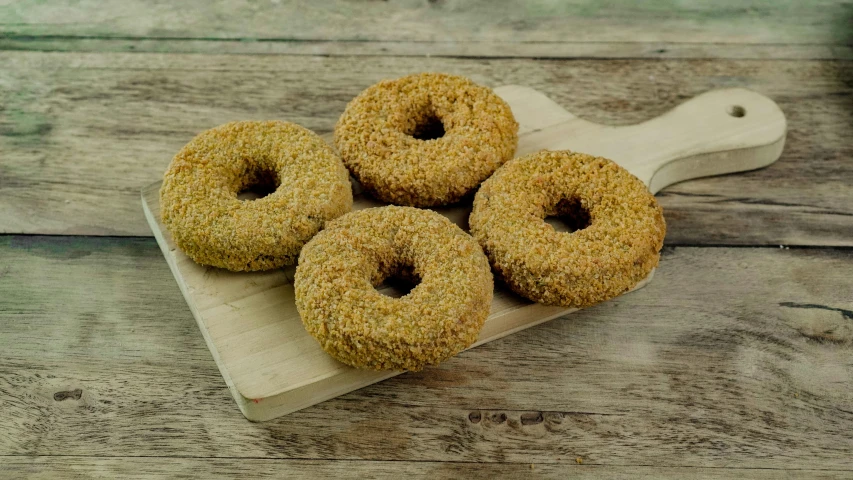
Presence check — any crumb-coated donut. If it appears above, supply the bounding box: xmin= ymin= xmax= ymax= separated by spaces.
xmin=334 ymin=73 xmax=518 ymax=207
xmin=470 ymin=150 xmax=666 ymax=308
xmin=294 ymin=206 xmax=494 ymax=371
xmin=160 ymin=121 xmax=353 ymax=272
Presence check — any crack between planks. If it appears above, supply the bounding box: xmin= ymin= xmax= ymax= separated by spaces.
xmin=1 ymin=49 xmax=849 ymax=62
xmin=465 ymin=408 xmax=624 ymax=416
xmin=1 ymin=38 xmax=851 ymax=61
xmin=0 ymin=454 xmax=852 ymax=471
xmin=0 ymin=34 xmax=851 ymax=47
xmin=779 ymin=302 xmax=853 ymax=321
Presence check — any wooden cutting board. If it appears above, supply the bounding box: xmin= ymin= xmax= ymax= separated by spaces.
xmin=141 ymin=85 xmax=786 ymax=421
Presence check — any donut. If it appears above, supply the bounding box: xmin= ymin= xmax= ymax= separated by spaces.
xmin=470 ymin=150 xmax=666 ymax=308
xmin=160 ymin=121 xmax=353 ymax=272
xmin=294 ymin=206 xmax=494 ymax=371
xmin=334 ymin=73 xmax=518 ymax=207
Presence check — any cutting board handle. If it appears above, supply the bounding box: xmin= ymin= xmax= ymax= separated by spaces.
xmin=635 ymin=88 xmax=787 ymax=193
xmin=500 ymin=86 xmax=787 ymax=194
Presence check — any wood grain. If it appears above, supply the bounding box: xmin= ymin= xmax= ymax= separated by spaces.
xmin=3 ymin=457 xmax=850 ymax=480
xmin=2 ymin=236 xmax=852 ymax=468
xmin=1 ymin=0 xmax=851 ymax=59
xmin=2 ymin=2 xmax=850 ymax=476
xmin=0 ymin=51 xmax=850 ymax=244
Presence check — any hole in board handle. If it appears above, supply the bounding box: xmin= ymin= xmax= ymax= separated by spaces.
xmin=727 ymin=105 xmax=746 ymax=118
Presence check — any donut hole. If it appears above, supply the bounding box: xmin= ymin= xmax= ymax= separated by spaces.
xmin=375 ymin=262 xmax=422 ymax=298
xmin=408 ymin=111 xmax=446 ymax=141
xmin=545 ymin=197 xmax=591 ymax=233
xmin=237 ymin=165 xmax=279 ymax=201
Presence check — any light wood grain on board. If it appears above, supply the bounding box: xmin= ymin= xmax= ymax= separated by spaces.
xmin=1 ymin=236 xmax=852 ymax=468
xmin=4 ymin=457 xmax=851 ymax=480
xmin=1 ymin=51 xmax=851 ymax=243
xmin=1 ymin=0 xmax=851 ymax=59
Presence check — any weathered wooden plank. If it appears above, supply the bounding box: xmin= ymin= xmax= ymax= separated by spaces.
xmin=2 ymin=457 xmax=850 ymax=480
xmin=1 ymin=52 xmax=851 ymax=244
xmin=1 ymin=0 xmax=851 ymax=59
xmin=1 ymin=236 xmax=851 ymax=468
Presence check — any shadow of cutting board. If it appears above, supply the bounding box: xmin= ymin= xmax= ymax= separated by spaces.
xmin=142 ymin=85 xmax=786 ymax=421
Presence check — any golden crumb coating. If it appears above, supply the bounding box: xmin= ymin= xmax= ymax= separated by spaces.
xmin=295 ymin=206 xmax=494 ymax=371
xmin=160 ymin=121 xmax=353 ymax=271
xmin=334 ymin=73 xmax=518 ymax=207
xmin=470 ymin=151 xmax=666 ymax=308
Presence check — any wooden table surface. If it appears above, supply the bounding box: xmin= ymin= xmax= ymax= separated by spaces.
xmin=1 ymin=2 xmax=852 ymax=478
